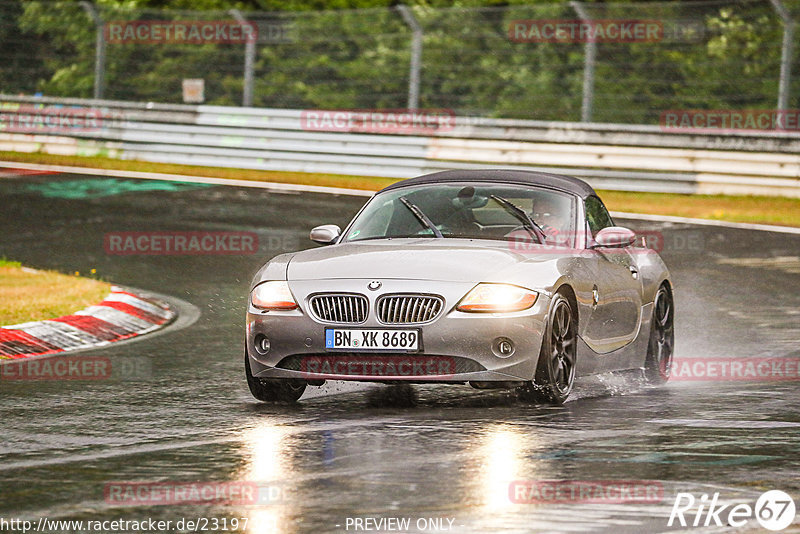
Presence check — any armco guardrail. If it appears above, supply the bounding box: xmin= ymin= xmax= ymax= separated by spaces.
xmin=1 ymin=95 xmax=800 ymax=197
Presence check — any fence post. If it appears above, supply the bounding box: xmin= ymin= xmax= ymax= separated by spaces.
xmin=80 ymin=2 xmax=105 ymax=100
xmin=571 ymin=1 xmax=595 ymax=123
xmin=770 ymin=0 xmax=795 ymax=113
xmin=397 ymin=5 xmax=422 ymax=110
xmin=230 ymin=9 xmax=256 ymax=107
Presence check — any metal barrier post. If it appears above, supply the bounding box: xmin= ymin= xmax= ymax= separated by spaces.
xmin=397 ymin=5 xmax=422 ymax=110
xmin=571 ymin=1 xmax=596 ymax=123
xmin=230 ymin=9 xmax=256 ymax=107
xmin=80 ymin=2 xmax=106 ymax=100
xmin=770 ymin=0 xmax=795 ymax=114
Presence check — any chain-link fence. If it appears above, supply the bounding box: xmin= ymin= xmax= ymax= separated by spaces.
xmin=1 ymin=0 xmax=798 ymax=124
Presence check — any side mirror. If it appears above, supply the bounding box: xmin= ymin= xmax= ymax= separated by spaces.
xmin=310 ymin=224 xmax=341 ymax=245
xmin=593 ymin=226 xmax=636 ymax=248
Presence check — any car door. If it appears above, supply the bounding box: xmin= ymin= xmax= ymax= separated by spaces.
xmin=581 ymin=196 xmax=643 ymax=354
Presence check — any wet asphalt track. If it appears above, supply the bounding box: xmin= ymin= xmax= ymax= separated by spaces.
xmin=0 ymin=172 xmax=799 ymax=534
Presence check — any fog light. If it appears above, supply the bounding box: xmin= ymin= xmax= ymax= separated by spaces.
xmin=492 ymin=337 xmax=515 ymax=358
xmin=254 ymin=334 xmax=271 ymax=355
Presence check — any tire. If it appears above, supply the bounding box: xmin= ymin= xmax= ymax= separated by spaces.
xmin=245 ymin=348 xmax=306 ymax=402
xmin=518 ymin=292 xmax=577 ymax=405
xmin=644 ymin=284 xmax=674 ymax=385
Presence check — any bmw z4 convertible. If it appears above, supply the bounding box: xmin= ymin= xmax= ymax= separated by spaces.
xmin=245 ymin=170 xmax=674 ymax=404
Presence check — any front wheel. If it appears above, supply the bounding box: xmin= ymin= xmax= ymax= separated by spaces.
xmin=518 ymin=292 xmax=577 ymax=405
xmin=644 ymin=284 xmax=674 ymax=384
xmin=245 ymin=349 xmax=306 ymax=402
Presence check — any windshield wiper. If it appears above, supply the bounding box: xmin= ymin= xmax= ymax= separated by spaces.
xmin=489 ymin=195 xmax=545 ymax=243
xmin=399 ymin=197 xmax=443 ymax=238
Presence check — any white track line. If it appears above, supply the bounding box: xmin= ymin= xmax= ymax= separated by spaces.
xmin=611 ymin=211 xmax=800 ymax=235
xmin=4 ymin=160 xmax=799 ymax=234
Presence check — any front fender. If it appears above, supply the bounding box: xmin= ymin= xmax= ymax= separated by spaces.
xmin=250 ymin=252 xmax=296 ymax=289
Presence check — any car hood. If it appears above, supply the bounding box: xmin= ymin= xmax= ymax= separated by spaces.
xmin=286 ymin=238 xmax=561 ymax=282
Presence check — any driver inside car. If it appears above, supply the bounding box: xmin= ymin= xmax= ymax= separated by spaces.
xmin=533 ymin=196 xmax=569 ymax=245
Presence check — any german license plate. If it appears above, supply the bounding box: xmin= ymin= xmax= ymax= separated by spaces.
xmin=325 ymin=328 xmax=420 ymax=352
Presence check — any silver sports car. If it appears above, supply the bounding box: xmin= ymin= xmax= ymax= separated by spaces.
xmin=245 ymin=170 xmax=674 ymax=404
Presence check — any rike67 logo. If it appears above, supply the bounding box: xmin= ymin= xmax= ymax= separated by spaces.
xmin=669 ymin=490 xmax=796 ymax=531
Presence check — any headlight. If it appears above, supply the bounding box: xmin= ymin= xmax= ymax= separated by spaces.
xmin=456 ymin=283 xmax=537 ymax=313
xmin=251 ymin=281 xmax=298 ymax=310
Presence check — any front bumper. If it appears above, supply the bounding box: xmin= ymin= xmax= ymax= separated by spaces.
xmin=246 ymin=279 xmax=549 ymax=383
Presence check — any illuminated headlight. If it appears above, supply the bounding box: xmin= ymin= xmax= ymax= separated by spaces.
xmin=251 ymin=281 xmax=298 ymax=310
xmin=457 ymin=283 xmax=537 ymax=313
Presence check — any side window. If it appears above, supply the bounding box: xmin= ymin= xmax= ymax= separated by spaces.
xmin=584 ymin=196 xmax=614 ymax=237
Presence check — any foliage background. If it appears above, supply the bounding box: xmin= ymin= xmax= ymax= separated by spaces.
xmin=1 ymin=0 xmax=798 ymax=123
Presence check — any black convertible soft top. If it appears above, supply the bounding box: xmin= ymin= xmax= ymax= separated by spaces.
xmin=381 ymin=169 xmax=597 ymax=199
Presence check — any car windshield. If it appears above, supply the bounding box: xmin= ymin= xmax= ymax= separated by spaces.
xmin=343 ymin=182 xmax=575 ymax=244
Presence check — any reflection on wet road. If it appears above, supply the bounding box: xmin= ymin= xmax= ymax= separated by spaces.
xmin=1 ymin=173 xmax=798 ymax=533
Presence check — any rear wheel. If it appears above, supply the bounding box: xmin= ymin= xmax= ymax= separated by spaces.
xmin=245 ymin=349 xmax=306 ymax=402
xmin=518 ymin=292 xmax=577 ymax=405
xmin=644 ymin=285 xmax=674 ymax=384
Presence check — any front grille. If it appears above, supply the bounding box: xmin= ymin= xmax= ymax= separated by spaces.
xmin=377 ymin=294 xmax=444 ymax=324
xmin=309 ymin=293 xmax=368 ymax=324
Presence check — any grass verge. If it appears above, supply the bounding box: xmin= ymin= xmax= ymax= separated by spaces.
xmin=0 ymin=259 xmax=111 ymax=326
xmin=2 ymin=151 xmax=800 ymax=227
xmin=600 ymin=190 xmax=800 ymax=227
